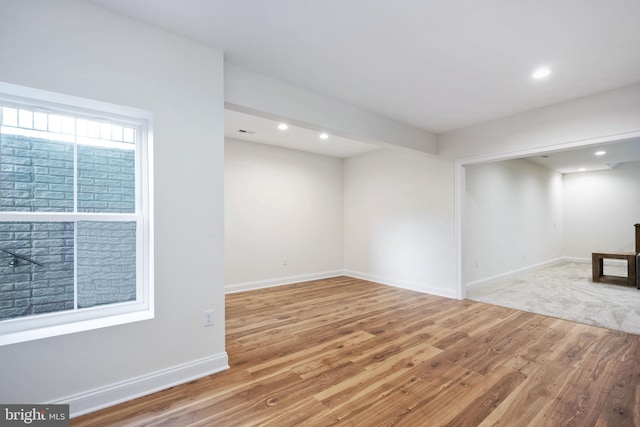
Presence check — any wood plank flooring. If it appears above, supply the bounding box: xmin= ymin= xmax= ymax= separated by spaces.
xmin=72 ymin=276 xmax=640 ymax=426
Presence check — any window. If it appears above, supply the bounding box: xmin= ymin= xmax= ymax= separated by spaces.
xmin=0 ymin=82 xmax=153 ymax=345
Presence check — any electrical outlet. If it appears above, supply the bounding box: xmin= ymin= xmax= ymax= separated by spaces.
xmin=203 ymin=309 xmax=214 ymax=327
xmin=282 ymin=257 xmax=287 ymax=266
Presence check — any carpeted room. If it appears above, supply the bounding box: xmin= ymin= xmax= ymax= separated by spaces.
xmin=464 ymin=150 xmax=640 ymax=333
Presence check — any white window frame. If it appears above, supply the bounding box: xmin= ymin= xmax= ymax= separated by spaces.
xmin=0 ymin=81 xmax=154 ymax=346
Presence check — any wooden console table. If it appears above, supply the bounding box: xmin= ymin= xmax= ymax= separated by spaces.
xmin=592 ymin=252 xmax=637 ymax=287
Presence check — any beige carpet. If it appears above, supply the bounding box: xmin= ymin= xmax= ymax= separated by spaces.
xmin=466 ymin=261 xmax=640 ymax=335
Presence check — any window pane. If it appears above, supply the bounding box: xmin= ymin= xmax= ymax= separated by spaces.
xmin=77 ymin=145 xmax=135 ymax=213
xmin=62 ymin=116 xmax=75 ymax=135
xmin=87 ymin=121 xmax=100 ymax=138
xmin=48 ymin=115 xmax=62 ymax=133
xmin=33 ymin=112 xmax=48 ymax=131
xmin=18 ymin=109 xmax=33 ymax=128
xmin=76 ymin=119 xmax=88 ymax=136
xmin=2 ymin=107 xmax=18 ymax=127
xmin=111 ymin=125 xmax=123 ymax=141
xmin=77 ymin=221 xmax=136 ymax=308
xmin=0 ymin=222 xmax=74 ymax=320
xmin=0 ymin=134 xmax=74 ymax=212
xmin=100 ymin=123 xmax=111 ymax=140
xmin=123 ymin=127 xmax=135 ymax=143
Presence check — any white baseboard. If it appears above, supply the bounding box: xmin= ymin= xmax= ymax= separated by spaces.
xmin=225 ymin=270 xmax=344 ymax=294
xmin=562 ymin=256 xmax=590 ymax=264
xmin=227 ymin=269 xmax=457 ymax=299
xmin=54 ymin=352 xmax=229 ymax=418
xmin=344 ymin=270 xmax=457 ymax=299
xmin=465 ymin=257 xmax=564 ymax=289
xmin=563 ymin=256 xmax=631 ymax=266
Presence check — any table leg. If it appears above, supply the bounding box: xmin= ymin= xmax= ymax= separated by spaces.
xmin=592 ymin=254 xmax=603 ymax=282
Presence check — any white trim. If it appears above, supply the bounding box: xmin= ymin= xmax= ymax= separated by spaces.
xmin=226 ymin=270 xmax=459 ymax=299
xmin=144 ymin=118 xmax=155 ymax=324
xmin=344 ymin=270 xmax=457 ymax=299
xmin=0 ymin=81 xmax=150 ymax=122
xmin=562 ymin=256 xmax=591 ymax=264
xmin=225 ymin=270 xmax=344 ymax=293
xmin=0 ymin=212 xmax=139 ymax=221
xmin=465 ymin=256 xmax=633 ymax=289
xmin=0 ymin=305 xmax=153 ymax=346
xmin=0 ymin=126 xmax=136 ymax=151
xmin=0 ymin=81 xmax=154 ymax=346
xmin=454 ymin=159 xmax=465 ymax=299
xmin=465 ymin=258 xmax=563 ymax=289
xmin=52 ymin=352 xmax=229 ymax=419
xmin=565 ymin=256 xmax=632 ymax=266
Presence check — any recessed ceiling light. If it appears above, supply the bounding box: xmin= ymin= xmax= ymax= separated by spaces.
xmin=579 ymin=168 xmax=586 ymax=172
xmin=319 ymin=133 xmax=329 ymax=140
xmin=532 ymin=67 xmax=551 ymax=80
xmin=277 ymin=123 xmax=288 ymax=130
xmin=594 ymin=150 xmax=606 ymax=156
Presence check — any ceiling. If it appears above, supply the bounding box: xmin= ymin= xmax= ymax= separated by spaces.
xmin=226 ymin=110 xmax=640 ymax=172
xmin=87 ymin=0 xmax=640 ymax=134
xmin=526 ymin=137 xmax=640 ymax=174
xmin=225 ymin=109 xmax=380 ymax=158
xmin=87 ymin=0 xmax=640 ymax=169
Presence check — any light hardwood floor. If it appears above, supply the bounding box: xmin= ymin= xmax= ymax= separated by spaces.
xmin=72 ymin=276 xmax=640 ymax=426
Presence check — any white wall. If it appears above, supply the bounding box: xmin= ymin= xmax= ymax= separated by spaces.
xmin=463 ymin=159 xmax=563 ymax=284
xmin=225 ymin=139 xmax=344 ymax=291
xmin=225 ymin=64 xmax=438 ymax=155
xmin=343 ymin=149 xmax=456 ymax=298
xmin=0 ymin=0 xmax=226 ymax=416
xmin=563 ymin=160 xmax=640 ymax=258
xmin=439 ymin=83 xmax=640 ymax=160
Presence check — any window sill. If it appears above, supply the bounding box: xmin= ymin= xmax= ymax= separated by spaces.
xmin=0 ymin=304 xmax=154 ymax=346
